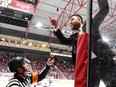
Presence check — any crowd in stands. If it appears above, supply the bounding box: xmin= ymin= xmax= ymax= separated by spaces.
xmin=0 ymin=55 xmax=10 ymax=72
xmin=0 ymin=52 xmax=74 ymax=80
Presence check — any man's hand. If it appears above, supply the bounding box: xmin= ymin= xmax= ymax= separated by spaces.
xmin=47 ymin=55 xmax=54 ymax=66
xmin=49 ymin=16 xmax=58 ymax=29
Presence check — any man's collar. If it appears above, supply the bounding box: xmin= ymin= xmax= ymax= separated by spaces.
xmin=79 ymin=24 xmax=84 ymax=34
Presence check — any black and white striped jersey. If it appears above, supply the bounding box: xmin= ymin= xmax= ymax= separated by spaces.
xmin=6 ymin=65 xmax=50 ymax=87
xmin=6 ymin=78 xmax=31 ymax=87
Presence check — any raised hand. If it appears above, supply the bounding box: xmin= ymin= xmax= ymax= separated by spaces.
xmin=49 ymin=16 xmax=58 ymax=29
xmin=47 ymin=55 xmax=54 ymax=66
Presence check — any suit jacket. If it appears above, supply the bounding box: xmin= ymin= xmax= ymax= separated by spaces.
xmin=53 ymin=0 xmax=115 ymax=67
xmin=54 ymin=29 xmax=78 ymax=66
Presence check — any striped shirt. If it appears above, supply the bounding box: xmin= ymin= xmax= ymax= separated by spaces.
xmin=6 ymin=65 xmax=50 ymax=87
xmin=6 ymin=78 xmax=31 ymax=87
xmin=6 ymin=72 xmax=38 ymax=87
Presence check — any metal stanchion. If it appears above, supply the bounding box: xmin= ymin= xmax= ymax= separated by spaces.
xmin=86 ymin=0 xmax=93 ymax=87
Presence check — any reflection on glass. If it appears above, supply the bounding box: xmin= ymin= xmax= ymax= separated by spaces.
xmin=90 ymin=0 xmax=116 ymax=87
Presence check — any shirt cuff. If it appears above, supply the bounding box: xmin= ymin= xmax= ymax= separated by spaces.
xmin=53 ymin=27 xmax=59 ymax=32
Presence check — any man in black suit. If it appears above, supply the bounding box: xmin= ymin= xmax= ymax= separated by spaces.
xmin=49 ymin=0 xmax=116 ymax=86
xmin=49 ymin=14 xmax=83 ymax=66
xmin=49 ymin=0 xmax=114 ymax=66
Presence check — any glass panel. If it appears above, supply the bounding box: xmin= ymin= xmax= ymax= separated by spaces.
xmin=90 ymin=0 xmax=116 ymax=87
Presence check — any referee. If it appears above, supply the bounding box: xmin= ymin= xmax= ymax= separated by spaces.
xmin=6 ymin=56 xmax=54 ymax=87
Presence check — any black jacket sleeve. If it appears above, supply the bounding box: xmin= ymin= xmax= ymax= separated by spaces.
xmin=54 ymin=28 xmax=73 ymax=45
xmin=92 ymin=0 xmax=109 ymax=37
xmin=93 ymin=0 xmax=109 ymax=26
xmin=38 ymin=65 xmax=50 ymax=81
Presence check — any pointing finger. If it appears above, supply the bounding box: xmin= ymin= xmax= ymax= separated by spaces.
xmin=49 ymin=16 xmax=52 ymax=20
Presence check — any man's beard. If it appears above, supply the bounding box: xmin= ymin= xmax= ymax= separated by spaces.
xmin=72 ymin=23 xmax=80 ymax=30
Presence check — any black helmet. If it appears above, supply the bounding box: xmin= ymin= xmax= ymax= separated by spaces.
xmin=8 ymin=56 xmax=25 ymax=72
